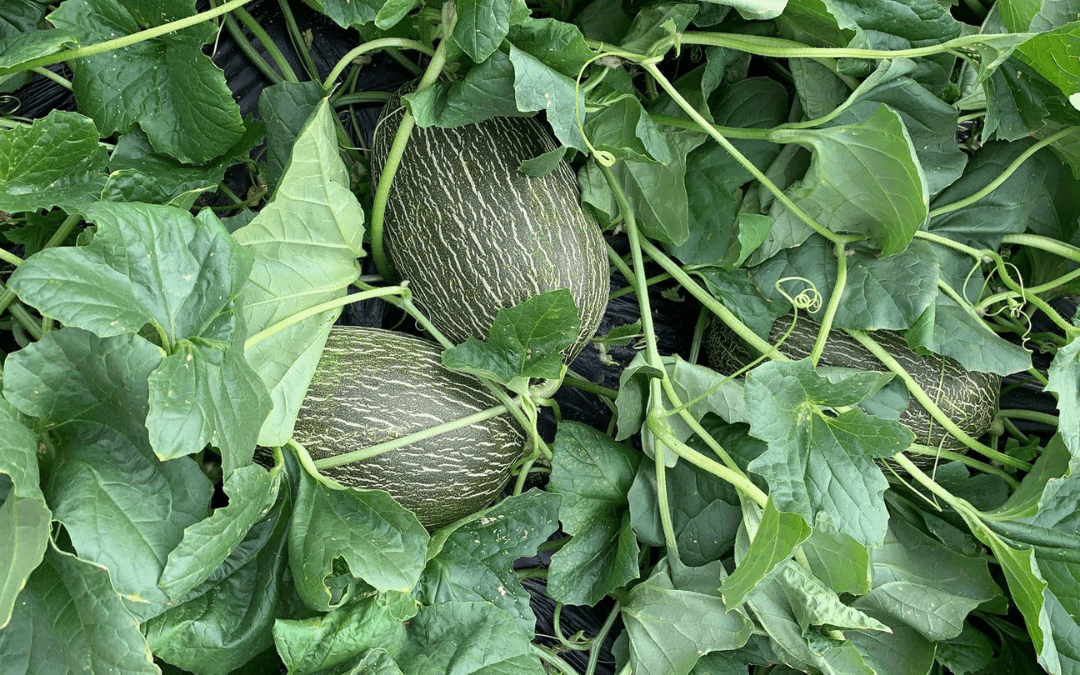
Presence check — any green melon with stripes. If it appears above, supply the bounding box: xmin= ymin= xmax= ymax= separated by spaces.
xmin=371 ymin=92 xmax=609 ymax=361
xmin=705 ymin=314 xmax=1000 ymax=457
xmin=293 ymin=326 xmax=525 ymax=528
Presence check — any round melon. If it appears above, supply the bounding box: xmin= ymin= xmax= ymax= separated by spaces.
xmin=292 ymin=326 xmax=525 ymax=528
xmin=371 ymin=91 xmax=609 ymax=361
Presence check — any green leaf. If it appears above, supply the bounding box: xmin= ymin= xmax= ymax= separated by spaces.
xmin=144 ymin=494 xmax=298 ymax=675
xmin=0 ymin=398 xmax=50 ymax=630
xmin=4 ymin=329 xmax=213 ymax=621
xmin=628 ymin=438 xmax=743 ymax=566
xmin=104 ymin=122 xmax=264 ymax=205
xmin=603 ymin=130 xmax=707 ymax=246
xmin=907 ymin=296 xmax=1032 ymax=376
xmin=507 ymin=17 xmax=595 ymax=76
xmin=50 ymin=0 xmax=244 ymax=164
xmin=313 ymin=0 xmax=406 ymax=28
xmin=0 ymin=110 xmax=107 ymax=214
xmin=406 ymin=51 xmax=527 ymax=128
xmin=622 ymin=567 xmax=754 ymax=675
xmin=935 ymin=624 xmax=995 ymax=675
xmin=715 ymin=0 xmax=787 ymax=20
xmin=147 ymin=337 xmax=271 ymax=474
xmin=396 ymin=601 xmax=544 ymax=673
xmin=10 ymin=202 xmax=252 ymax=343
xmin=441 ymin=289 xmax=581 ymax=391
xmin=827 ymin=74 xmax=967 ymax=195
xmin=619 ymin=3 xmax=699 ymax=52
xmin=800 ymin=516 xmax=872 ymax=596
xmin=273 ymin=590 xmax=417 ymax=674
xmin=0 ymin=29 xmax=76 ymax=73
xmin=745 ymin=359 xmax=914 ymax=546
xmin=846 ymin=610 xmax=937 ymax=675
xmin=258 ymin=81 xmax=326 ymax=192
xmin=234 ymin=99 xmax=366 ymax=447
xmin=0 ymin=545 xmax=158 ymax=674
xmin=454 ymin=0 xmax=516 ymax=62
xmin=417 ymin=490 xmax=560 ymax=632
xmin=585 ymin=95 xmax=672 ymax=164
xmin=775 ymin=562 xmax=889 ymax=634
xmin=158 ymin=464 xmax=281 ymax=601
xmin=721 ymin=499 xmax=812 ymax=609
xmin=855 ymin=517 xmax=1001 ymax=641
xmin=547 ymin=421 xmax=641 ymax=605
xmin=1016 ymin=22 xmax=1080 ymax=106
xmin=509 ymin=45 xmax=587 ymax=150
xmin=766 ymin=105 xmax=929 ymax=256
xmin=519 ymin=145 xmax=567 ymax=176
xmin=1047 ymin=339 xmax=1080 ymax=459
xmin=287 ymin=445 xmax=428 ymax=611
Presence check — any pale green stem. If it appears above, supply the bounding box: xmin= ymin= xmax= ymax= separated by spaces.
xmin=675 ymin=31 xmax=1030 ymax=62
xmin=313 ymin=403 xmax=512 ymax=470
xmin=244 ymin=286 xmax=406 ymax=351
xmin=324 ymin=39 xmax=436 ymax=89
xmin=997 ymin=409 xmax=1058 ymax=427
xmin=977 ymin=266 xmax=1080 ymax=311
xmin=639 ymin=237 xmax=783 ymax=360
xmin=8 ymin=302 xmax=42 ymax=340
xmin=643 ymin=62 xmax=850 ymax=249
xmin=847 ymin=330 xmax=1032 ymax=471
xmin=369 ymin=16 xmax=451 ymax=281
xmin=232 ymin=5 xmax=299 ymax=83
xmin=1001 ymin=233 xmax=1080 ymax=264
xmin=930 ymin=127 xmax=1079 ymax=219
xmin=0 ymin=248 xmax=23 ymax=267
xmin=906 ymin=444 xmax=1020 ymax=488
xmin=648 ymin=415 xmax=769 ymax=508
xmin=31 ymin=67 xmax=72 ymax=89
xmin=811 ymin=239 xmax=848 ymax=365
xmin=3 ymin=0 xmax=256 ymax=76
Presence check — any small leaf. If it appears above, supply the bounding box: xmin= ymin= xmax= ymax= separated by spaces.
xmin=0 ymin=545 xmax=158 ymax=674
xmin=510 ymin=46 xmax=588 ymax=151
xmin=441 ymin=289 xmax=581 ymax=389
xmin=622 ymin=567 xmax=754 ymax=675
xmin=453 ymin=0 xmax=517 ymax=62
xmin=746 ymin=359 xmax=914 ymax=546
xmin=721 ymin=500 xmax=812 ymax=609
xmin=397 ymin=601 xmax=544 ymax=673
xmin=406 ymin=51 xmax=526 ymax=128
xmin=547 ymin=421 xmax=641 ymax=605
xmin=1047 ymin=339 xmax=1080 ymax=459
xmin=418 ymin=490 xmax=560 ymax=632
xmin=0 ymin=110 xmax=107 ymax=214
xmin=287 ymin=445 xmax=428 ymax=611
xmin=519 ymin=146 xmax=567 ymax=176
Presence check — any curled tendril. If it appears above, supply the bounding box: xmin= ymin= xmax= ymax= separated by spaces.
xmin=1 ymin=95 xmax=21 ymax=116
xmin=574 ymin=51 xmax=626 ymax=167
xmin=774 ymin=276 xmax=823 ymax=313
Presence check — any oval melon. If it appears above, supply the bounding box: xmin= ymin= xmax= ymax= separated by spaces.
xmin=292 ymin=325 xmax=525 ymax=528
xmin=371 ymin=92 xmax=609 ymax=361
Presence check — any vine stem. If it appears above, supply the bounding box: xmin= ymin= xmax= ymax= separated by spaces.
xmin=672 ymin=30 xmax=1029 ymax=62
xmin=0 ymin=214 xmax=82 ymax=316
xmin=1002 ymin=233 xmax=1080 ymax=264
xmin=929 ymin=127 xmax=1079 ymax=219
xmin=2 ymin=0 xmax=256 ymax=76
xmin=323 ymin=39 xmax=436 ymax=90
xmin=906 ymin=444 xmax=1020 ymax=488
xmin=639 ymin=237 xmax=783 ymax=360
xmin=313 ymin=402 xmax=512 ymax=470
xmin=31 ymin=67 xmax=72 ymax=90
xmin=997 ymin=409 xmax=1059 ymax=426
xmin=368 ymin=4 xmax=453 ymax=281
xmin=642 ymin=62 xmax=850 ymax=250
xmin=811 ymin=239 xmax=848 ymax=365
xmin=244 ymin=286 xmax=407 ymax=351
xmin=846 ymin=329 xmax=1032 ymax=471
xmin=361 ymin=283 xmax=554 ymax=462
xmin=585 ymin=601 xmax=622 ymax=675
xmin=599 ymin=162 xmax=680 ymax=560
xmin=232 ymin=5 xmax=299 ymax=83
xmin=0 ymin=247 xmax=23 ymax=267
